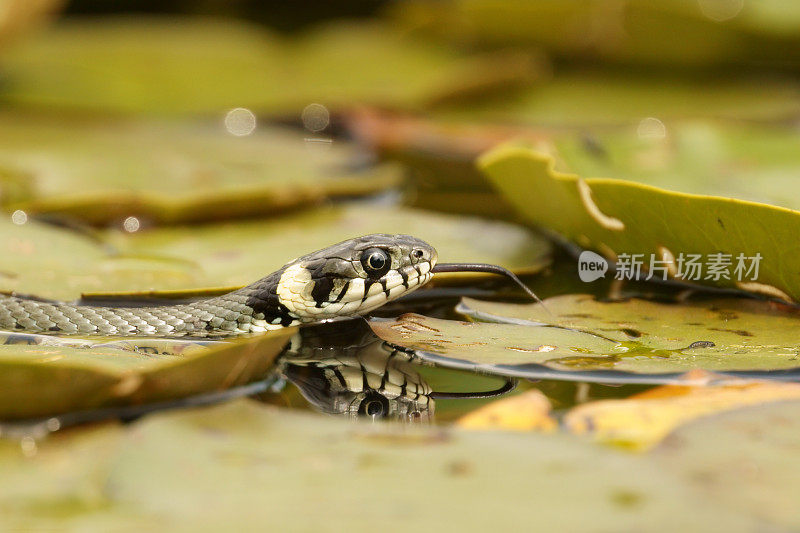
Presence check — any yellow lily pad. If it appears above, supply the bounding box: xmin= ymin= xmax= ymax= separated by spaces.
xmin=456 ymin=388 xmax=557 ymax=432
xmin=0 ymin=329 xmax=292 ymax=420
xmin=479 ymin=145 xmax=800 ymax=301
xmin=565 ymin=377 xmax=800 ymax=451
xmin=0 ymin=112 xmax=398 ymax=225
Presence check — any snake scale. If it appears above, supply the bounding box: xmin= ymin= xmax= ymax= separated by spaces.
xmin=0 ymin=234 xmax=436 ymax=338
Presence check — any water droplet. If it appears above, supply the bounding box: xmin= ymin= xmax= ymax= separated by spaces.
xmin=45 ymin=418 xmax=61 ymax=432
xmin=10 ymin=210 xmax=27 ymax=225
xmin=637 ymin=117 xmax=667 ymax=140
xmin=224 ymin=107 xmax=257 ymax=136
xmin=302 ymin=103 xmax=330 ymax=133
xmin=20 ymin=436 xmax=37 ymax=457
xmin=698 ymin=0 xmax=743 ymax=21
xmin=123 ymin=216 xmax=141 ymax=233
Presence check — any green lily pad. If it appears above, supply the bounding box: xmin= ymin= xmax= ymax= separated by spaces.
xmin=390 ymin=0 xmax=800 ymax=68
xmin=0 ymin=204 xmax=551 ymax=301
xmin=0 ymin=112 xmax=398 ymax=225
xmin=1 ymin=18 xmax=288 ymax=115
xmin=0 ymin=399 xmax=755 ymax=530
xmin=479 ymin=145 xmax=800 ymax=302
xmin=0 ymin=18 xmax=535 ymax=115
xmin=0 ymin=330 xmax=292 ymax=420
xmin=653 ymin=400 xmax=800 ymax=530
xmin=0 ymin=214 xmax=207 ymax=300
xmin=369 ymin=294 xmax=800 ymax=378
xmin=554 ymin=121 xmax=800 ymax=211
xmin=112 ymin=204 xmax=552 ymax=290
xmin=447 ymin=72 xmax=800 ymax=126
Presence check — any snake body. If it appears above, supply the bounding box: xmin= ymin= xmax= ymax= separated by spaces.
xmin=0 ymin=234 xmax=437 ymax=337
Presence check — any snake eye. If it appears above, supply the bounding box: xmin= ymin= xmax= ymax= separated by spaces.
xmin=360 ymin=248 xmax=391 ymax=277
xmin=358 ymin=392 xmax=390 ymax=418
xmin=412 ymin=249 xmax=424 ymax=259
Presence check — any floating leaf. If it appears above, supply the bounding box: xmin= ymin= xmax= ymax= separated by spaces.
xmin=0 ymin=18 xmax=536 ymax=115
xmin=369 ymin=312 xmax=622 ymax=371
xmin=0 ymin=205 xmax=550 ymax=300
xmin=391 ymin=0 xmax=800 ymax=69
xmin=553 ymin=121 xmax=800 ymax=212
xmin=1 ymin=18 xmax=288 ymax=115
xmin=565 ymin=377 xmax=800 ymax=451
xmin=0 ymin=113 xmax=398 ymax=225
xmin=446 ymin=72 xmax=800 ymax=126
xmin=0 ymin=329 xmax=292 ymax=420
xmin=479 ymin=145 xmax=800 ymax=301
xmin=460 ymin=295 xmax=800 ymax=370
xmin=370 ymin=294 xmax=800 ymax=381
xmin=653 ymin=400 xmax=800 ymax=530
xmin=113 ymin=204 xmax=553 ymax=290
xmin=0 ymin=214 xmax=149 ymax=300
xmin=0 ymin=423 xmax=129 ymax=527
xmin=456 ymin=389 xmax=556 ymax=432
xmin=0 ymin=399 xmax=753 ymax=530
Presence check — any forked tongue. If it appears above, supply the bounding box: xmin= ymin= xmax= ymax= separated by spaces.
xmin=430 ymin=263 xmax=552 ymax=316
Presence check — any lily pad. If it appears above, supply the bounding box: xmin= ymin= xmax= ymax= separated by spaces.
xmin=456 ymin=388 xmax=557 ymax=432
xmin=1 ymin=18 xmax=288 ymax=115
xmin=565 ymin=378 xmax=800 ymax=451
xmin=390 ymin=0 xmax=800 ymax=68
xmin=0 ymin=214 xmax=206 ymax=300
xmin=445 ymin=72 xmax=800 ymax=126
xmin=0 ymin=399 xmax=753 ymax=530
xmin=479 ymin=145 xmax=800 ymax=302
xmin=653 ymin=400 xmax=800 ymax=530
xmin=369 ymin=294 xmax=800 ymax=380
xmin=0 ymin=18 xmax=536 ymax=115
xmin=0 ymin=329 xmax=292 ymax=420
xmin=0 ymin=112 xmax=398 ymax=225
xmin=553 ymin=121 xmax=800 ymax=212
xmin=0 ymin=204 xmax=550 ymax=301
xmin=112 ymin=204 xmax=553 ymax=290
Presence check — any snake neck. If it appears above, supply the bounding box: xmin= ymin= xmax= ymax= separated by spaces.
xmin=0 ymin=268 xmax=296 ymax=338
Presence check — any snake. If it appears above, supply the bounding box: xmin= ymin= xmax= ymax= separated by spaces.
xmin=0 ymin=234 xmax=439 ymax=337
